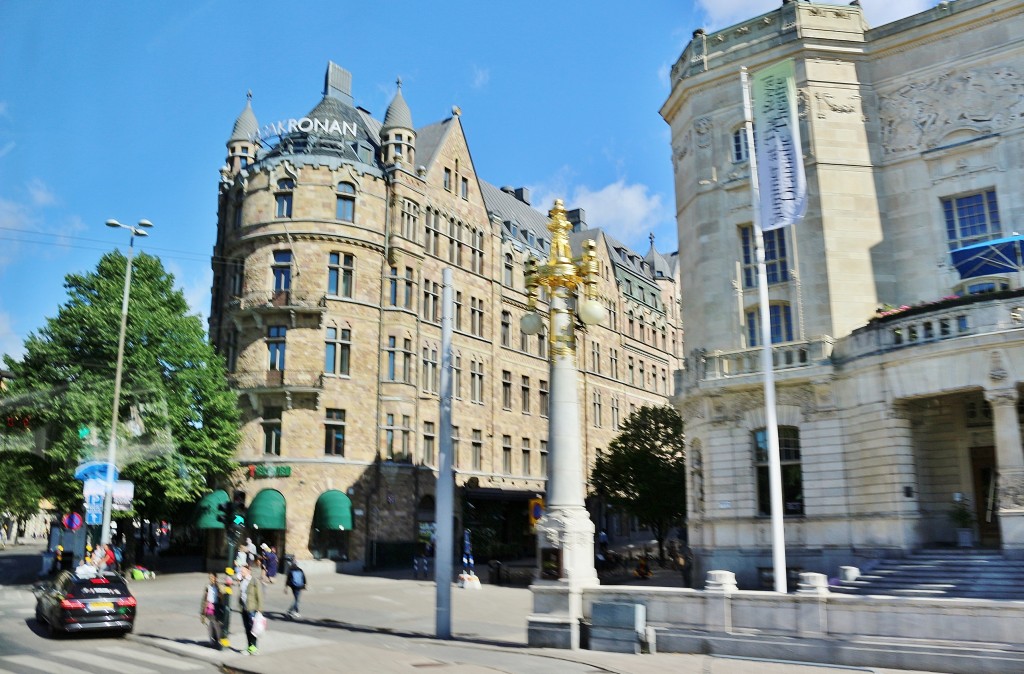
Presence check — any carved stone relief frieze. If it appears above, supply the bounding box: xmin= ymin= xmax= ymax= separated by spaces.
xmin=814 ymin=91 xmax=860 ymax=119
xmin=998 ymin=469 xmax=1024 ymax=511
xmin=879 ymin=66 xmax=1024 ymax=155
xmin=695 ymin=117 xmax=714 ymax=148
xmin=990 ymin=350 xmax=1009 ymax=382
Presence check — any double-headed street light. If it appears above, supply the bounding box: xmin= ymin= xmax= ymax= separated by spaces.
xmin=521 ymin=200 xmax=605 ymax=649
xmin=100 ymin=219 xmax=153 ymax=546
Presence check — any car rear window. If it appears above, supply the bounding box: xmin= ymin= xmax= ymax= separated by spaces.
xmin=70 ymin=577 xmax=130 ymax=597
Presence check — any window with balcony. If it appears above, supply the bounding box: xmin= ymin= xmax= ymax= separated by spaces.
xmin=336 ymin=181 xmax=356 ymax=222
xmin=324 ymin=408 xmax=346 ymax=456
xmin=944 ymin=189 xmax=1001 ymax=250
xmin=754 ymin=426 xmax=803 ymax=517
xmin=746 ymin=303 xmax=794 ymax=346
xmin=325 ymin=327 xmax=351 ymax=376
xmin=272 ymin=251 xmax=292 ymax=292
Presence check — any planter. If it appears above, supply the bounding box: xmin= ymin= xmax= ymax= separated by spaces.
xmin=956 ymin=527 xmax=974 ymax=548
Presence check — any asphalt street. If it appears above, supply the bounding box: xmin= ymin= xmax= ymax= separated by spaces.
xmin=0 ymin=540 xmax=947 ymax=674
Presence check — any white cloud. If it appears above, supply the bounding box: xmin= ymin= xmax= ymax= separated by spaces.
xmin=567 ymin=180 xmax=671 ymax=245
xmin=471 ymin=65 xmax=490 ymax=90
xmin=695 ymin=0 xmax=937 ymax=31
xmin=0 ymin=142 xmax=14 ymax=159
xmin=27 ymin=179 xmax=57 ymax=207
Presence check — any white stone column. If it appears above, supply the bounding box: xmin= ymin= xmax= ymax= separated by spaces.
xmin=985 ymin=387 xmax=1024 ymax=557
xmin=528 ymin=292 xmax=598 ymax=650
xmin=986 ymin=388 xmax=1024 ymax=470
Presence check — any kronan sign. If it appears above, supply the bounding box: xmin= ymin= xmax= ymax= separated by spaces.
xmin=251 ymin=117 xmax=359 ymax=142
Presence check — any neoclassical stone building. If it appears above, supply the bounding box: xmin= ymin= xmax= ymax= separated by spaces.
xmin=663 ymin=0 xmax=1024 ymax=587
xmin=206 ymin=63 xmax=682 ymax=565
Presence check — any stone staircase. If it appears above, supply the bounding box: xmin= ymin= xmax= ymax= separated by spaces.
xmin=833 ymin=548 xmax=1024 ymax=600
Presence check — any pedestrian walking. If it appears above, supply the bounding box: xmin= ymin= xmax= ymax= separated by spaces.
xmin=285 ymin=561 xmax=307 ymax=618
xmin=678 ymin=544 xmax=695 ymax=588
xmin=243 ymin=537 xmax=258 ymax=565
xmin=200 ymin=573 xmax=225 ymax=649
xmin=263 ymin=545 xmax=279 ymax=583
xmin=237 ymin=563 xmax=264 ymax=655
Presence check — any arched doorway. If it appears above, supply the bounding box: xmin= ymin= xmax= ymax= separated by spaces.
xmin=312 ymin=490 xmax=353 ymax=561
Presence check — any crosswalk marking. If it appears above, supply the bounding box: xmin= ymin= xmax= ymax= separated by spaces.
xmin=52 ymin=650 xmax=158 ymax=674
xmin=97 ymin=645 xmax=206 ymax=670
xmin=2 ymin=655 xmax=84 ymax=674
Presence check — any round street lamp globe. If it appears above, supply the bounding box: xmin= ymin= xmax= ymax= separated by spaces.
xmin=578 ymin=299 xmax=606 ymax=326
xmin=520 ymin=312 xmax=544 ymax=335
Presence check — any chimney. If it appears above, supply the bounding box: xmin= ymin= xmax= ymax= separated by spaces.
xmin=513 ymin=187 xmax=531 ymax=205
xmin=324 ymin=62 xmax=354 ymax=106
xmin=566 ymin=208 xmax=587 ymax=232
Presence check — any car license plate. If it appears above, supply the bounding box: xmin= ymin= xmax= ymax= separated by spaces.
xmin=90 ymin=602 xmax=113 ymax=610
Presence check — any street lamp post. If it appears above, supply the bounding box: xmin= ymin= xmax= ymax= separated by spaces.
xmin=521 ymin=199 xmax=605 ymax=649
xmin=100 ymin=219 xmax=153 ymax=546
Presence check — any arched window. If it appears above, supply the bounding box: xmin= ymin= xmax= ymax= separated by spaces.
xmin=754 ymin=426 xmax=802 ymax=516
xmin=503 ymin=253 xmax=514 ymax=287
xmin=275 ymin=179 xmax=294 ymax=218
xmin=336 ymin=182 xmax=356 ymax=222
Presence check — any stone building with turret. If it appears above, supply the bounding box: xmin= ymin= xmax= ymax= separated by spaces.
xmin=205 ymin=63 xmax=683 ymax=566
xmin=663 ymin=0 xmax=1024 ymax=587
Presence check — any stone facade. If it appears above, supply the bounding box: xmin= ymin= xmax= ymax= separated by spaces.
xmin=662 ymin=0 xmax=1024 ymax=587
xmin=208 ymin=64 xmax=683 ymax=564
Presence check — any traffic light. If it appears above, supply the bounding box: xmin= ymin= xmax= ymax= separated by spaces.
xmin=216 ymin=500 xmax=235 ymax=528
xmin=231 ymin=490 xmax=247 ymax=528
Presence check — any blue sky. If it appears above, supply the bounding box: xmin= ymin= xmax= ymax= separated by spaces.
xmin=0 ymin=0 xmax=936 ymax=361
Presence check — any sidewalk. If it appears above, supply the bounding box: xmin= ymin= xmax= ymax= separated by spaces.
xmin=121 ymin=565 xmax=941 ymax=674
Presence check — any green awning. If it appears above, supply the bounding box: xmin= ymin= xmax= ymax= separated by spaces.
xmin=195 ymin=490 xmax=229 ymax=530
xmin=247 ymin=489 xmax=287 ymax=530
xmin=314 ymin=490 xmax=353 ymax=531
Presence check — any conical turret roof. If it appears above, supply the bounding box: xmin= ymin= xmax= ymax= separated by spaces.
xmin=381 ymin=78 xmax=413 ymax=134
xmin=229 ymin=92 xmax=258 ymax=143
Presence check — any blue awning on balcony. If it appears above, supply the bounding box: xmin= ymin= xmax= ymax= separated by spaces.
xmin=950 ymin=235 xmax=1024 ymax=279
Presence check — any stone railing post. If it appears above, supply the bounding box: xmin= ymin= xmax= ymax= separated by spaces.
xmin=704 ymin=570 xmax=736 ymax=633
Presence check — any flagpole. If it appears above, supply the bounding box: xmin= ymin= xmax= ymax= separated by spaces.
xmin=741 ymin=66 xmax=788 ymax=593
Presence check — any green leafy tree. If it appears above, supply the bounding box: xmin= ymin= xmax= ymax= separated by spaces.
xmin=591 ymin=405 xmax=687 ymax=563
xmin=2 ymin=252 xmax=239 ymax=520
xmin=0 ymin=451 xmax=47 ymax=542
